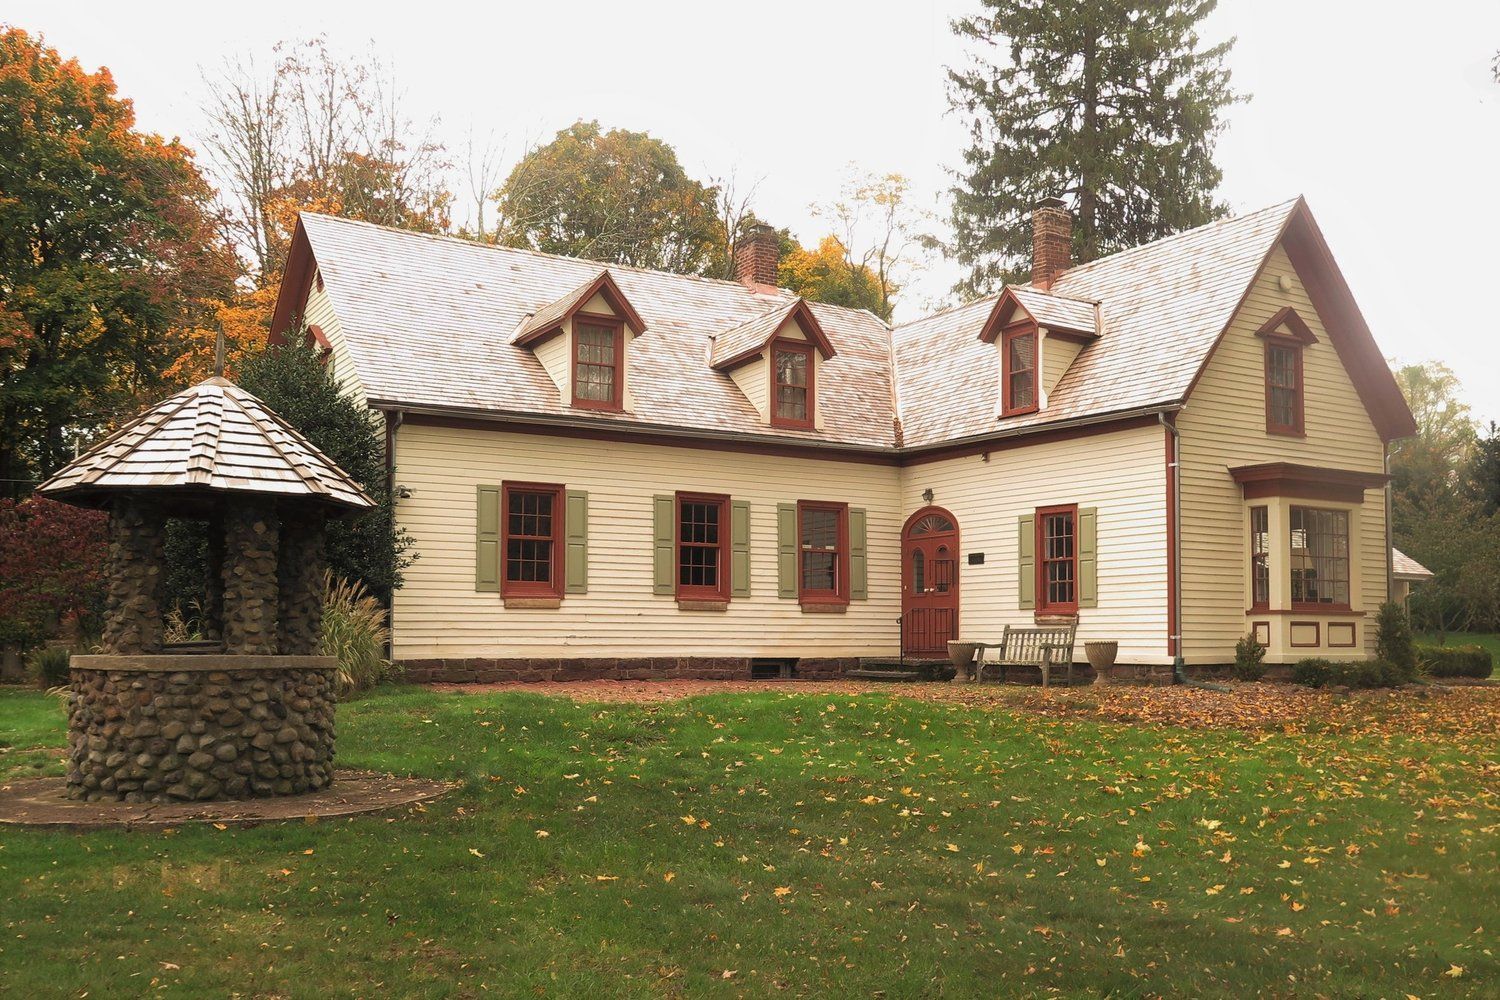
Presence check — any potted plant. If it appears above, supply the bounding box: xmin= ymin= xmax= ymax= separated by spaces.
xmin=1085 ymin=640 xmax=1119 ymax=684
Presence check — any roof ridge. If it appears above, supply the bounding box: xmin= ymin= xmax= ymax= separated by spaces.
xmin=301 ymin=211 xmax=789 ymax=297
xmin=1053 ymin=197 xmax=1302 ymax=284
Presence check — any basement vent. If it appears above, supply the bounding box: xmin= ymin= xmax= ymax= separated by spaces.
xmin=750 ymin=658 xmax=796 ymax=680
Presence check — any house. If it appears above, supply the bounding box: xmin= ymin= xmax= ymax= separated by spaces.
xmin=269 ymin=195 xmax=1416 ymax=682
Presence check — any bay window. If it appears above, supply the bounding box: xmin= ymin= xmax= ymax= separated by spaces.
xmin=1290 ymin=506 xmax=1350 ymax=608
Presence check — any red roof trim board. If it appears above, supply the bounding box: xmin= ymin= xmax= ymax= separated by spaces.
xmin=710 ymin=298 xmax=836 ymax=371
xmin=513 ymin=269 xmax=647 ymax=348
xmin=1253 ymin=305 xmax=1318 ymax=345
xmin=269 ymin=217 xmax=315 ymax=343
xmin=1179 ymin=198 xmax=1415 ymax=442
xmin=978 ymin=286 xmax=1098 ymax=343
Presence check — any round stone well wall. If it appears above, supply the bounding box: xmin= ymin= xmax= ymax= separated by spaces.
xmin=67 ymin=655 xmax=337 ymax=802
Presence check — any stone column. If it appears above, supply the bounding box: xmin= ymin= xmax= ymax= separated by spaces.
xmin=100 ymin=499 xmax=166 ymax=655
xmin=278 ymin=509 xmax=327 ymax=655
xmin=202 ymin=515 xmax=225 ymax=643
xmin=222 ymin=504 xmax=280 ymax=655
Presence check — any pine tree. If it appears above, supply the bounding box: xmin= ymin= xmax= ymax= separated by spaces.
xmin=946 ymin=0 xmax=1242 ymax=295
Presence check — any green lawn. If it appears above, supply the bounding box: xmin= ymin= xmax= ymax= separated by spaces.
xmin=1 ymin=684 xmax=1495 ymax=998
xmin=1419 ymin=632 xmax=1500 ymax=677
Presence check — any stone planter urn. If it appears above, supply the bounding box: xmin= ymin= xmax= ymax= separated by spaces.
xmin=947 ymin=640 xmax=982 ymax=682
xmin=1085 ymin=641 xmax=1120 ymax=685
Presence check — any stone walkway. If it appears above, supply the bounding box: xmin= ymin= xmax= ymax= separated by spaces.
xmin=0 ymin=770 xmax=451 ymax=830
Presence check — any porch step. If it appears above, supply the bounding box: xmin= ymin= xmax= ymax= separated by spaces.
xmin=848 ymin=657 xmax=952 ymax=682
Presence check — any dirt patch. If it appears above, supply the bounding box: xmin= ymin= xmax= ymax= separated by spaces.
xmin=0 ymin=769 xmax=452 ymax=830
xmin=425 ymin=677 xmax=1500 ymax=735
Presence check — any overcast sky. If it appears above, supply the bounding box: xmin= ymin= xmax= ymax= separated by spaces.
xmin=10 ymin=0 xmax=1499 ymax=422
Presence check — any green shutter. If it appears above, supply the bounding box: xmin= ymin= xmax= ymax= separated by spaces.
xmin=731 ymin=500 xmax=752 ymax=598
xmin=565 ymin=490 xmax=589 ymax=594
xmin=476 ymin=485 xmax=500 ymax=592
xmin=849 ymin=507 xmax=868 ymax=600
xmin=652 ymin=495 xmax=675 ymax=595
xmin=1017 ymin=513 xmax=1035 ymax=610
xmin=776 ymin=503 xmax=798 ymax=599
xmin=1078 ymin=506 xmax=1098 ymax=608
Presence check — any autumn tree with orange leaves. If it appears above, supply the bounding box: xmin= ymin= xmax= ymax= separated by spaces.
xmin=0 ymin=27 xmax=239 ymax=497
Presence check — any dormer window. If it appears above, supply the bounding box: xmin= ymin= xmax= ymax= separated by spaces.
xmin=1002 ymin=325 xmax=1038 ymax=415
xmin=979 ymin=286 xmax=1098 ymax=419
xmin=772 ymin=341 xmax=814 ymax=428
xmin=573 ymin=317 xmax=624 ymax=410
xmin=511 ymin=269 xmax=646 ymax=414
xmin=709 ymin=298 xmax=835 ymax=431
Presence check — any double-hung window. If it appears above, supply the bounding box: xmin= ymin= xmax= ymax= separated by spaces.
xmin=772 ymin=342 xmax=814 ymax=428
xmin=1264 ymin=341 xmax=1304 ymax=435
xmin=1290 ymin=506 xmax=1350 ymax=609
xmin=1035 ymin=504 xmax=1078 ymax=613
xmin=1002 ymin=325 xmax=1038 ymax=415
xmin=797 ymin=500 xmax=848 ymax=604
xmin=502 ymin=482 xmax=564 ymax=598
xmin=677 ymin=492 xmax=729 ymax=602
xmin=573 ymin=318 xmax=623 ymax=410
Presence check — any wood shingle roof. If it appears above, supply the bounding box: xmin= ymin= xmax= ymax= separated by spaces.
xmin=38 ymin=377 xmax=375 ymax=513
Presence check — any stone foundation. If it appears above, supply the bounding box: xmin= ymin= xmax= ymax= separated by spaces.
xmin=397 ymin=656 xmax=858 ymax=684
xmin=66 ymin=656 xmax=337 ymax=803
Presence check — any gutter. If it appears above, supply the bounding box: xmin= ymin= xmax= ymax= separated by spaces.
xmin=367 ymin=397 xmax=1186 ymax=462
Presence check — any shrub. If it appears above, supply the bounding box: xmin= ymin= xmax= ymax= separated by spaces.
xmin=26 ymin=645 xmax=71 ymax=688
xmin=320 ymin=572 xmax=395 ymax=697
xmin=1232 ymin=633 xmax=1267 ymax=681
xmin=1415 ymin=643 xmax=1494 ymax=679
xmin=0 ymin=497 xmax=108 ymax=645
xmin=1292 ymin=657 xmax=1408 ymax=689
xmin=1375 ymin=602 xmax=1416 ymax=676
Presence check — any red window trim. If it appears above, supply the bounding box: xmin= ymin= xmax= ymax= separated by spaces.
xmin=1035 ymin=503 xmax=1079 ymax=614
xmin=1001 ymin=322 xmax=1039 ymax=417
xmin=1249 ymin=504 xmax=1270 ymax=612
xmin=675 ymin=491 xmax=731 ymax=603
xmin=770 ymin=339 xmax=815 ymax=429
xmin=797 ymin=500 xmax=849 ymax=606
xmin=1288 ymin=504 xmax=1352 ymax=612
xmin=500 ymin=481 xmax=565 ymax=599
xmin=572 ymin=313 xmax=625 ymax=412
xmin=1264 ymin=338 xmax=1305 ymax=437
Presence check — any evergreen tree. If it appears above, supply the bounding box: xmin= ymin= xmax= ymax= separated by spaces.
xmin=946 ymin=0 xmax=1242 ymax=295
xmin=1468 ymin=422 xmax=1500 ymax=517
xmin=163 ymin=340 xmax=412 ymax=613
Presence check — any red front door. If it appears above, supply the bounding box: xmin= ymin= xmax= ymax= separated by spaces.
xmin=901 ymin=507 xmax=960 ymax=656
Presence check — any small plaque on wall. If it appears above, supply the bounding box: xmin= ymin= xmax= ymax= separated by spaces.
xmin=967 ymin=552 xmax=985 ymax=565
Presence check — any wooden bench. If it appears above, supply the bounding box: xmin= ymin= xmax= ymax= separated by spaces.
xmin=974 ymin=624 xmax=1079 ymax=688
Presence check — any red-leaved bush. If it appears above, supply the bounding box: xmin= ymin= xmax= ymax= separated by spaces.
xmin=0 ymin=497 xmax=108 ymax=644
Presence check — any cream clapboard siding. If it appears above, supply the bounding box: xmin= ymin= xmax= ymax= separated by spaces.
xmin=533 ymin=334 xmax=569 ymax=402
xmin=728 ymin=359 xmax=769 ymax=423
xmin=391 ymin=422 xmax=902 ymax=659
xmin=1177 ymin=244 xmax=1387 ymax=662
xmin=1041 ymin=333 xmax=1083 ymax=406
xmin=900 ymin=422 xmax=1169 ymax=663
xmin=302 ymin=274 xmax=365 ymax=404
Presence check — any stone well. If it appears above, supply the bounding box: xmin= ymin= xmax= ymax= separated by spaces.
xmin=36 ymin=376 xmax=375 ymax=803
xmin=66 ymin=657 xmax=336 ymax=802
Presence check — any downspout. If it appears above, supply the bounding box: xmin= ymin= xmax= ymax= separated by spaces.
xmin=384 ymin=409 xmax=404 ymax=660
xmin=1160 ymin=411 xmax=1228 ymax=691
xmin=1384 ymin=443 xmax=1393 ymax=605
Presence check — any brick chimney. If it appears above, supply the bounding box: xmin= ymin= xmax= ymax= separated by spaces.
xmin=735 ymin=222 xmax=780 ymax=289
xmin=1030 ymin=197 xmax=1072 ymax=290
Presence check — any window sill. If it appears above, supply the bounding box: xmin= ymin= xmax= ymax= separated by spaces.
xmin=503 ymin=596 xmax=562 ymax=609
xmin=1254 ymin=607 xmax=1364 ymax=617
xmin=1033 ymin=611 xmax=1078 ymax=624
xmin=1001 ymin=404 xmax=1040 ymax=419
xmin=800 ymin=601 xmax=848 ymax=614
xmin=1266 ymin=426 xmax=1306 ymax=438
xmin=677 ymin=599 xmax=729 ymax=612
